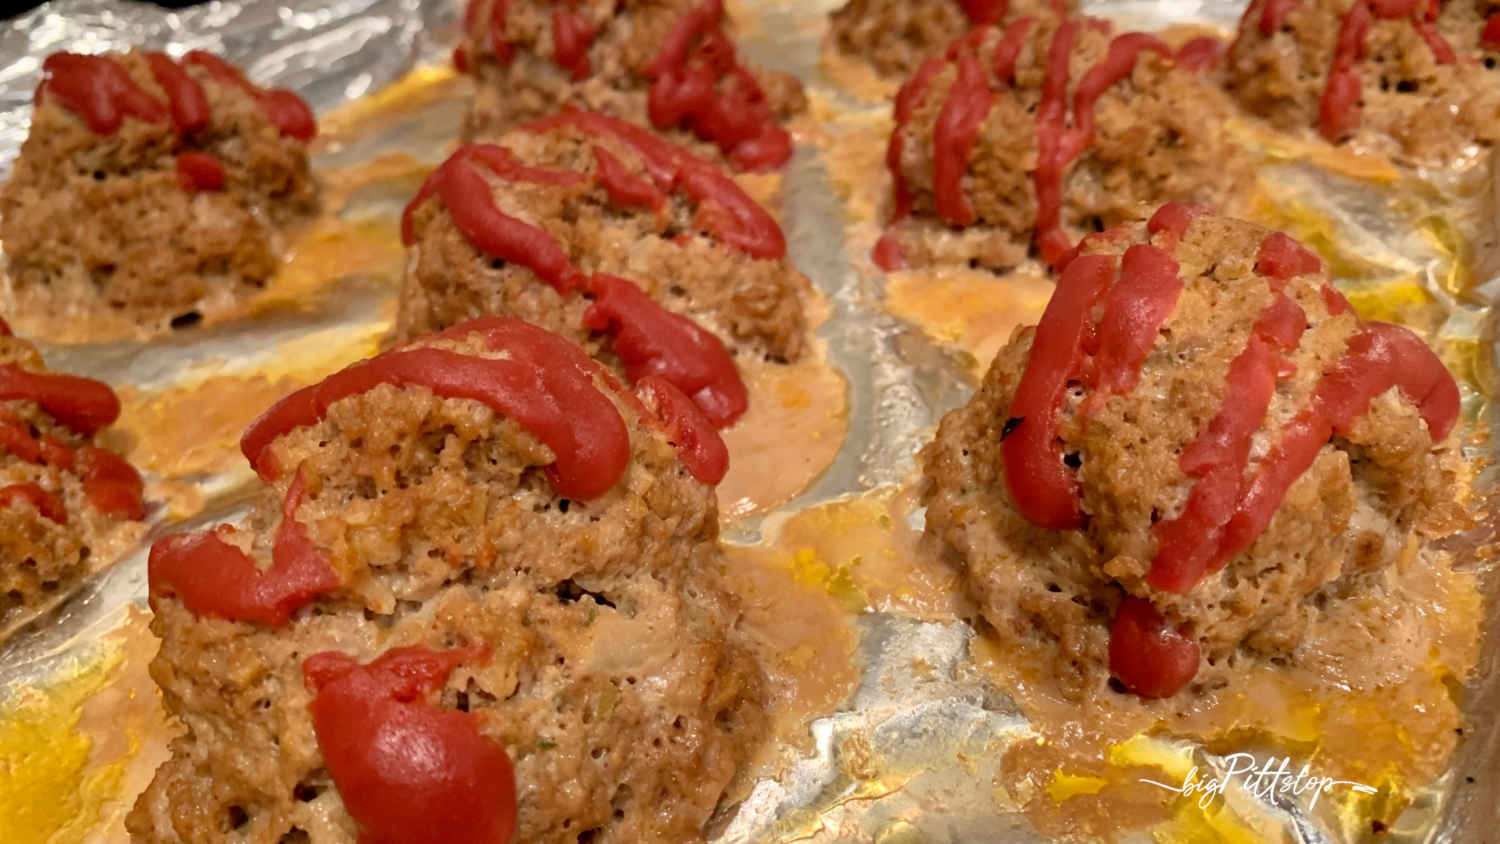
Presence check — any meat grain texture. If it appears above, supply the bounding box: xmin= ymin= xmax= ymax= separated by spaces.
xmin=826 ymin=0 xmax=1070 ymax=80
xmin=921 ymin=212 xmax=1466 ymax=700
xmin=457 ymin=0 xmax=806 ymax=164
xmin=0 ymin=51 xmax=317 ymax=329
xmin=886 ymin=17 xmax=1253 ymax=273
xmin=128 ymin=327 xmax=767 ymax=844
xmin=1224 ymin=0 xmax=1500 ymax=166
xmin=397 ymin=121 xmax=812 ymax=366
xmin=0 ymin=329 xmax=143 ymax=627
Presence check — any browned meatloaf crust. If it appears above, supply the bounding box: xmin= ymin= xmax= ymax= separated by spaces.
xmin=826 ymin=0 xmax=1070 ymax=80
xmin=456 ymin=0 xmax=806 ymax=167
xmin=0 ymin=50 xmax=317 ymax=329
xmin=1223 ymin=0 xmax=1500 ymax=166
xmin=0 ymin=325 xmax=144 ymax=627
xmin=921 ymin=210 xmax=1465 ymax=700
xmin=397 ymin=119 xmax=812 ymax=366
xmin=128 ymin=326 xmax=766 ymax=844
xmin=883 ymin=16 xmax=1253 ymax=274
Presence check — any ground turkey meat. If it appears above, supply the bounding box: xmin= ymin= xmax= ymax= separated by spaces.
xmin=129 ymin=319 xmax=766 ymax=844
xmin=0 ymin=317 xmax=145 ymax=628
xmin=877 ymin=16 xmax=1253 ymax=274
xmin=455 ymin=0 xmax=806 ymax=171
xmin=921 ymin=206 xmax=1466 ymax=701
xmin=826 ymin=0 xmax=1071 ymax=81
xmin=1 ymin=50 xmax=318 ymax=330
xmin=1223 ymin=0 xmax=1500 ymax=167
xmin=397 ymin=111 xmax=812 ymax=371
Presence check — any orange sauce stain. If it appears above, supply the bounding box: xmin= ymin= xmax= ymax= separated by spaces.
xmin=884 ymin=267 xmax=1053 ymax=376
xmin=313 ymin=66 xmax=470 ymax=145
xmin=719 ymin=353 xmax=849 ymax=520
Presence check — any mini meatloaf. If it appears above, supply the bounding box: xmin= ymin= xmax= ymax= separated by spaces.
xmin=130 ymin=318 xmax=765 ymax=844
xmin=921 ymin=205 xmax=1465 ymax=701
xmin=398 ymin=110 xmax=812 ymax=427
xmin=455 ymin=0 xmax=806 ymax=170
xmin=0 ymin=316 xmax=145 ymax=627
xmin=1 ymin=50 xmax=318 ymax=329
xmin=1224 ymin=0 xmax=1500 ymax=166
xmin=827 ymin=0 xmax=1070 ymax=80
xmin=876 ymin=16 xmax=1253 ymax=274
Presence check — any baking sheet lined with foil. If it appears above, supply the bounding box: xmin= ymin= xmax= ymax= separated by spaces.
xmin=0 ymin=0 xmax=1498 ymax=843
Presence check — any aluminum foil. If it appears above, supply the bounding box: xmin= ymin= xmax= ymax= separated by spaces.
xmin=0 ymin=0 xmax=1497 ymax=842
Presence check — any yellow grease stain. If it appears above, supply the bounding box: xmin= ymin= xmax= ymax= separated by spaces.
xmin=1048 ymin=769 xmax=1110 ymax=802
xmin=884 ymin=267 xmax=1054 ymax=376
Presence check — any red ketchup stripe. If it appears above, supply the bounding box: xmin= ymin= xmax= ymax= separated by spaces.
xmin=241 ymin=324 xmax=631 ymax=500
xmin=0 ymin=365 xmax=120 ymax=436
xmin=1146 ymin=201 xmax=1210 ymax=249
xmin=144 ymin=52 xmax=210 ymax=135
xmin=1175 ymin=37 xmax=1222 ymax=72
xmin=551 ymin=9 xmax=596 ymax=80
xmin=304 ymin=646 xmax=518 ymax=844
xmin=874 ymin=57 xmax=945 ymax=272
xmin=1082 ymin=243 xmax=1183 ymax=414
xmin=148 ymin=464 xmax=341 ymax=627
xmin=1484 ymin=14 xmax=1500 ymax=50
xmin=39 ymin=53 xmax=168 ymax=134
xmin=1254 ymin=230 xmax=1322 ymax=287
xmin=0 ymin=317 xmax=11 ymax=336
xmin=933 ymin=54 xmax=994 ymax=228
xmin=1214 ymin=321 xmax=1458 ymax=567
xmin=1033 ymin=21 xmax=1082 ymax=266
xmin=593 ymin=145 xmax=666 ymax=210
xmin=0 ymin=482 xmax=68 ymax=524
xmin=1319 ymin=1 xmax=1371 ymax=142
xmin=1258 ymin=0 xmax=1306 ymax=34
xmin=583 ymin=274 xmax=748 ymax=427
xmin=958 ymin=0 xmax=1010 ymax=26
xmin=176 ymin=152 xmax=225 ymax=193
xmin=645 ymin=0 xmax=792 ymax=171
xmin=636 ymin=375 xmax=730 ymax=484
xmin=78 ymin=445 xmax=145 ymax=521
xmin=488 ymin=0 xmax=516 ymax=64
xmin=183 ymin=51 xmax=316 ymax=141
xmin=1070 ymin=33 xmax=1172 ymax=147
xmin=993 ymin=17 xmax=1035 ymax=82
xmin=0 ymin=408 xmax=43 ymax=464
xmin=1001 ymin=253 xmax=1117 ymax=530
xmin=523 ymin=111 xmax=787 ymax=259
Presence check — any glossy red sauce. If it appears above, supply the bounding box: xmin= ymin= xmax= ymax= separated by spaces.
xmin=1214 ymin=320 xmax=1458 ymax=565
xmin=183 ymin=51 xmax=316 ymax=141
xmin=303 ymin=645 xmax=518 ymax=844
xmin=175 ymin=152 xmax=225 ymax=194
xmin=241 ymin=319 xmax=633 ymax=500
xmin=1484 ymin=13 xmax=1500 ymax=50
xmin=0 ymin=316 xmax=10 ymax=336
xmin=78 ymin=445 xmax=146 ymax=520
xmin=1257 ymin=0 xmax=1305 ymax=34
xmin=144 ymin=52 xmax=210 ymax=135
xmin=400 ymin=135 xmax=753 ymax=430
xmin=1081 ymin=243 xmax=1182 ymax=414
xmin=1254 ymin=230 xmax=1322 ymax=286
xmin=958 ymin=0 xmax=1009 ymax=26
xmin=1146 ymin=200 xmax=1210 ymax=248
xmin=872 ymin=56 xmax=946 ymax=272
xmin=38 ymin=53 xmax=168 ymax=134
xmin=551 ymin=9 xmax=597 ymax=80
xmin=0 ymin=365 xmax=120 ymax=437
xmin=592 ymin=144 xmax=664 ymax=210
xmin=583 ymin=274 xmax=748 ymax=427
xmin=646 ymin=0 xmax=792 ymax=171
xmin=636 ymin=375 xmax=730 ymax=484
xmin=148 ymin=465 xmax=340 ymax=626
xmin=0 ymin=482 xmax=68 ymax=525
xmin=1001 ymin=253 xmax=1116 ymax=530
xmin=1174 ymin=36 xmax=1223 ymax=72
xmin=524 ymin=111 xmax=787 ymax=259
xmin=1108 ymin=596 xmax=1200 ymax=698
xmin=933 ymin=54 xmax=994 ymax=227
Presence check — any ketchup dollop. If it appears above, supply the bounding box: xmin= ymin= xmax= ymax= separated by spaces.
xmin=1108 ymin=596 xmax=1201 ymax=698
xmin=636 ymin=375 xmax=730 ymax=485
xmin=303 ymin=645 xmax=518 ymax=844
xmin=0 ymin=365 xmax=121 ymax=437
xmin=241 ymin=319 xmax=632 ymax=500
xmin=183 ymin=51 xmax=317 ymax=141
xmin=148 ymin=465 xmax=340 ymax=626
xmin=175 ymin=152 xmax=225 ymax=194
xmin=645 ymin=0 xmax=792 ymax=171
xmin=0 ymin=482 xmax=68 ymax=525
xmin=144 ymin=52 xmax=210 ymax=136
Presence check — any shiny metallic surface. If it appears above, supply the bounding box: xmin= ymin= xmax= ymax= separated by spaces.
xmin=0 ymin=0 xmax=1495 ymax=841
